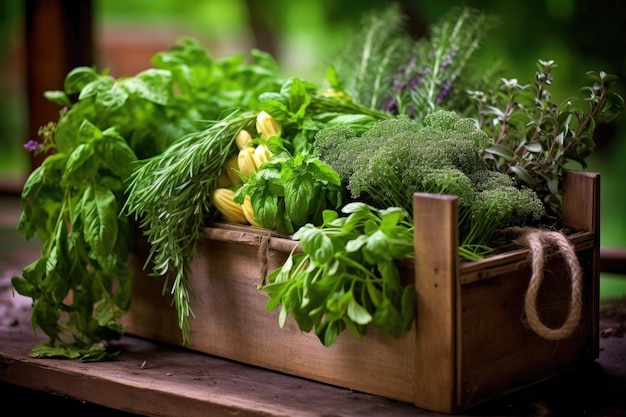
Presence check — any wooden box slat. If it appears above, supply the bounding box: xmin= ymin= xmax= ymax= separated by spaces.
xmin=412 ymin=193 xmax=459 ymax=411
xmin=123 ymin=169 xmax=599 ymax=414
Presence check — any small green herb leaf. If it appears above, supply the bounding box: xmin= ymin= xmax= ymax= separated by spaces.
xmin=82 ymin=185 xmax=118 ymax=258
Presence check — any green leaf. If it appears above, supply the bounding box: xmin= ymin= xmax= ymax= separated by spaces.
xmin=378 ymin=207 xmax=405 ymax=230
xmin=401 ymin=285 xmax=417 ymax=325
xmin=283 ymin=77 xmax=314 ymax=117
xmin=82 ymin=185 xmax=118 ymax=258
xmin=94 ymin=297 xmax=116 ymax=326
xmin=95 ymin=129 xmax=137 ymax=179
xmin=366 ymin=282 xmax=383 ymax=307
xmin=78 ymin=119 xmax=104 ymax=143
xmin=486 ymin=144 xmax=516 ymax=160
xmin=65 ymin=66 xmax=101 ymax=95
xmin=321 ymin=209 xmax=339 ymax=225
xmin=523 ymin=142 xmax=543 ymax=153
xmin=32 ymin=298 xmax=61 ymax=340
xmin=81 ymin=347 xmax=120 ymax=362
xmin=256 ymin=193 xmax=279 ymax=230
xmin=325 ymin=64 xmax=342 ymax=90
xmin=263 ymin=281 xmax=290 ymax=311
xmin=44 ymin=90 xmax=72 ymax=107
xmin=300 ymin=228 xmax=334 ymax=266
xmin=377 ymin=261 xmax=401 ymax=295
xmin=63 ymin=143 xmax=98 ymax=185
xmin=45 ymin=221 xmax=65 ymax=276
xmin=307 ymin=158 xmax=341 ymax=185
xmin=29 ymin=343 xmax=82 ymax=360
xmin=122 ymin=69 xmax=172 ymax=105
xmin=20 ymin=164 xmax=45 ymax=201
xmin=346 ymin=235 xmax=367 ymax=252
xmin=11 ymin=276 xmax=37 ymax=298
xmin=21 ymin=256 xmax=47 ymax=288
xmin=509 ymin=165 xmax=538 ymax=188
xmin=347 ymin=296 xmax=372 ymax=325
xmin=78 ymin=75 xmax=115 ymax=100
xmin=284 ymin=175 xmax=313 ymax=226
xmin=318 ymin=320 xmax=345 ymax=347
xmin=95 ymin=82 xmax=128 ymax=113
xmin=29 ymin=342 xmax=119 ymax=362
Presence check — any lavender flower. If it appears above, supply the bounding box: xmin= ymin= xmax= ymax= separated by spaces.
xmin=439 ymin=50 xmax=457 ymax=71
xmin=380 ymin=97 xmax=398 ymax=114
xmin=23 ymin=140 xmax=42 ymax=152
xmin=436 ymin=81 xmax=452 ymax=104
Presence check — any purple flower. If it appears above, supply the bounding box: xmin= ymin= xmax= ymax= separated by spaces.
xmin=380 ymin=97 xmax=398 ymax=114
xmin=439 ymin=50 xmax=456 ymax=71
xmin=23 ymin=140 xmax=42 ymax=152
xmin=436 ymin=81 xmax=452 ymax=104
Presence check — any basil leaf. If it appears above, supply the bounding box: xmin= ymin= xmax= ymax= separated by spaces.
xmin=82 ymin=185 xmax=118 ymax=258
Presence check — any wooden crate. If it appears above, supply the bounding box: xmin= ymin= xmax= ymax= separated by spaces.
xmin=123 ymin=169 xmax=600 ymax=413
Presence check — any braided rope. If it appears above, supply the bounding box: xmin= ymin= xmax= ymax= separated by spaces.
xmin=510 ymin=227 xmax=584 ymax=340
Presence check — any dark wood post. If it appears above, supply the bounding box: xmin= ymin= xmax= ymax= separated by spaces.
xmin=24 ymin=0 xmax=93 ymax=171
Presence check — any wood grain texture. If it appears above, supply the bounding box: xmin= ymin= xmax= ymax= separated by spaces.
xmin=412 ymin=193 xmax=459 ymax=413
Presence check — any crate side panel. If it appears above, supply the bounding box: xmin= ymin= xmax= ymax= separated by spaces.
xmin=458 ymin=248 xmax=596 ymax=407
xmin=124 ymin=253 xmax=183 ymax=346
xmin=125 ymin=237 xmax=418 ymax=403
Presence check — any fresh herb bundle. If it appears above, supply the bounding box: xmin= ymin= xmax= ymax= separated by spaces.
xmin=263 ymin=202 xmax=416 ymax=346
xmin=124 ymin=110 xmax=258 ymax=343
xmin=125 ymin=77 xmax=390 ymax=343
xmin=232 ymin=137 xmax=345 ymax=236
xmin=330 ymin=6 xmax=495 ymax=120
xmin=13 ymin=38 xmax=285 ymax=358
xmin=469 ymin=61 xmax=625 ymax=216
xmin=312 ymin=110 xmax=545 ymax=261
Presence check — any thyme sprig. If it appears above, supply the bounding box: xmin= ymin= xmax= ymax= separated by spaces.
xmin=471 ymin=60 xmax=625 ymax=216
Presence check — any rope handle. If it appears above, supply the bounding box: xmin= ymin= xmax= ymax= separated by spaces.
xmin=509 ymin=227 xmax=584 ymax=341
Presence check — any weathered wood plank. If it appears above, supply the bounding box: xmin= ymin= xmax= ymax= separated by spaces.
xmin=413 ymin=193 xmax=459 ymax=412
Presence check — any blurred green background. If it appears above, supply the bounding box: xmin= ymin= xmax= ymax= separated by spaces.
xmin=1 ymin=0 xmax=624 ymax=297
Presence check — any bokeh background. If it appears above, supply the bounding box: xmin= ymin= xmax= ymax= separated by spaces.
xmin=1 ymin=0 xmax=624 ymax=297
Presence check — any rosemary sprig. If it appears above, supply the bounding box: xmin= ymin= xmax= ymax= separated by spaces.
xmin=330 ymin=4 xmax=413 ymax=111
xmin=398 ymin=7 xmax=495 ymax=119
xmin=124 ymin=110 xmax=258 ymax=343
xmin=330 ymin=6 xmax=495 ymax=121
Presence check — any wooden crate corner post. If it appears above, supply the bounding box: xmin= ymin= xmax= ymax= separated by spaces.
xmin=412 ymin=192 xmax=460 ymax=413
xmin=561 ymin=169 xmax=601 ymax=358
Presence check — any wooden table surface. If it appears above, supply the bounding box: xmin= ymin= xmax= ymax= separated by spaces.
xmin=1 ymin=196 xmax=625 ymax=417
